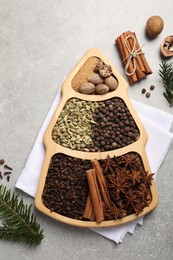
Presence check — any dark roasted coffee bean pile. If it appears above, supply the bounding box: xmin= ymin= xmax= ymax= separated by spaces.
xmin=87 ymin=98 xmax=139 ymax=152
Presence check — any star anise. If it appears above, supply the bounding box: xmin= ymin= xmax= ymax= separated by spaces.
xmin=141 ymin=170 xmax=154 ymax=186
xmin=104 ymin=203 xmax=127 ymax=220
xmin=125 ymin=188 xmax=140 ymax=207
xmin=143 ymin=192 xmax=152 ymax=207
xmin=117 ymin=204 xmax=127 ymax=218
xmin=128 ymin=169 xmax=143 ymax=185
xmin=136 ymin=184 xmax=152 ymax=206
xmin=135 ymin=183 xmax=146 ymax=197
xmin=104 ymin=204 xmax=119 ymax=220
xmin=108 ymin=173 xmax=129 ymax=198
xmin=118 ymin=153 xmax=140 ymax=170
xmin=132 ymin=201 xmax=145 ymax=215
xmin=100 ymin=155 xmax=117 ymax=174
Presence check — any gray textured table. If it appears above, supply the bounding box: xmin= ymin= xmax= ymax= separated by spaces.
xmin=0 ymin=0 xmax=173 ymax=259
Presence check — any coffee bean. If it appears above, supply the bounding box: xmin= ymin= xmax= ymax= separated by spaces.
xmin=141 ymin=88 xmax=146 ymax=94
xmin=150 ymin=85 xmax=155 ymax=90
xmin=146 ymin=92 xmax=151 ymax=98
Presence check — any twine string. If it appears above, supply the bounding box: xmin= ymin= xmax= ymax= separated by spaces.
xmin=123 ymin=35 xmax=144 ymax=76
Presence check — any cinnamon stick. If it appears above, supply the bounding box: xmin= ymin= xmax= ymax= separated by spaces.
xmin=124 ymin=31 xmax=146 ymax=80
xmin=116 ymin=37 xmax=133 ymax=84
xmin=86 ymin=169 xmax=104 ymax=223
xmin=92 ymin=159 xmax=111 ymax=207
xmin=125 ymin=31 xmax=146 ymax=73
xmin=134 ymin=32 xmax=152 ymax=75
xmin=116 ymin=37 xmax=134 ymax=85
xmin=119 ymin=33 xmax=138 ymax=84
xmin=83 ymin=192 xmax=95 ymax=221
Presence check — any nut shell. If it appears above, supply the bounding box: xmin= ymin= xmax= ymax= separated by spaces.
xmin=104 ymin=76 xmax=118 ymax=91
xmin=79 ymin=82 xmax=95 ymax=94
xmin=161 ymin=36 xmax=173 ymax=57
xmin=146 ymin=16 xmax=164 ymax=37
xmin=95 ymin=84 xmax=109 ymax=95
xmin=99 ymin=64 xmax=112 ymax=77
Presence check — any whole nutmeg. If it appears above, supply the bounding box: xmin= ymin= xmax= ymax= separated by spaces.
xmin=104 ymin=76 xmax=118 ymax=91
xmin=146 ymin=16 xmax=164 ymax=37
xmin=95 ymin=84 xmax=109 ymax=95
xmin=94 ymin=59 xmax=104 ymax=72
xmin=79 ymin=82 xmax=95 ymax=94
xmin=88 ymin=72 xmax=104 ymax=85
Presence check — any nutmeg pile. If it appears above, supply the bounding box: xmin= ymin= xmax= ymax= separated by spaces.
xmin=79 ymin=59 xmax=119 ymax=95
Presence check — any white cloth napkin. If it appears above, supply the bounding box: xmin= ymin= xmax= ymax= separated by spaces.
xmin=15 ymin=86 xmax=173 ymax=244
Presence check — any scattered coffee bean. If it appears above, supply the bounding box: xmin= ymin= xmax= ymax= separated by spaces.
xmin=146 ymin=92 xmax=151 ymax=98
xmin=141 ymin=88 xmax=146 ymax=94
xmin=150 ymin=85 xmax=155 ymax=90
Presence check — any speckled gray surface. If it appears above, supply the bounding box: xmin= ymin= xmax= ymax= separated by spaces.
xmin=0 ymin=0 xmax=173 ymax=259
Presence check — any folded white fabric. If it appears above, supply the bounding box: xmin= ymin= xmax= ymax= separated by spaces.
xmin=15 ymin=86 xmax=173 ymax=244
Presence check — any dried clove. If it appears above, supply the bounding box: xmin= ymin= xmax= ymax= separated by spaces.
xmin=4 ymin=171 xmax=12 ymax=176
xmin=42 ymin=153 xmax=91 ymax=220
xmin=0 ymin=159 xmax=12 ymax=182
xmin=4 ymin=164 xmax=13 ymax=171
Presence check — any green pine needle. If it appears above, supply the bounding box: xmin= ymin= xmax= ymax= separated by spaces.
xmin=159 ymin=61 xmax=173 ymax=107
xmin=0 ymin=185 xmax=44 ymax=245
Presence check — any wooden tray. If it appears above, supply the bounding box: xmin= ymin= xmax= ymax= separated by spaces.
xmin=35 ymin=48 xmax=159 ymax=227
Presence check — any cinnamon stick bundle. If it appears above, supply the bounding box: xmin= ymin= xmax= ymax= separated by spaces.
xmin=116 ymin=31 xmax=152 ymax=85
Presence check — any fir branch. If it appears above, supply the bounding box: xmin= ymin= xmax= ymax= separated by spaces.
xmin=159 ymin=61 xmax=173 ymax=106
xmin=0 ymin=185 xmax=44 ymax=245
